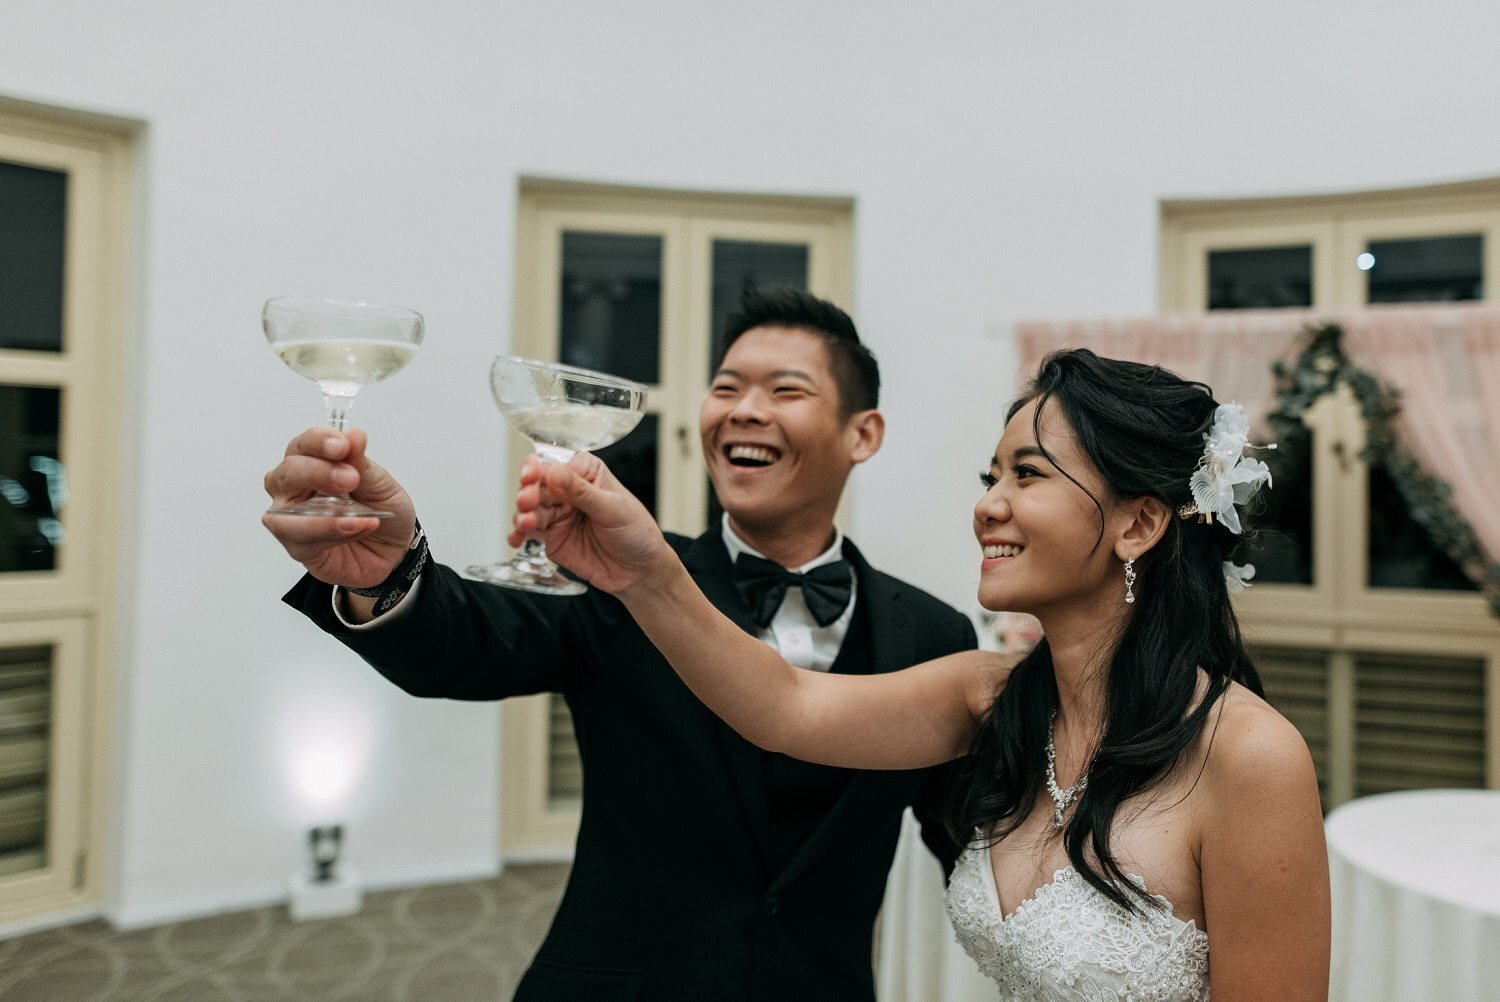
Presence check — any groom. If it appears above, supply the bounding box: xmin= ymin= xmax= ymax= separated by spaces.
xmin=265 ymin=287 xmax=977 ymax=1002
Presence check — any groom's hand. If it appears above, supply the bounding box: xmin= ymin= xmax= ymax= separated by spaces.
xmin=262 ymin=427 xmax=417 ymax=591
xmin=510 ymin=453 xmax=675 ymax=595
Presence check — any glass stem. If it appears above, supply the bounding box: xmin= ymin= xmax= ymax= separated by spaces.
xmin=511 ymin=450 xmax=570 ymax=569
xmin=323 ymin=392 xmax=356 ymax=431
xmin=518 ymin=538 xmax=549 ymax=564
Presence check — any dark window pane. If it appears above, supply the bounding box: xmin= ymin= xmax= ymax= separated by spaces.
xmin=0 ymin=385 xmax=62 ymax=572
xmin=1229 ymin=417 xmax=1313 ymax=585
xmin=708 ymin=240 xmax=810 ymax=377
xmin=1207 ymin=246 xmax=1313 ymax=310
xmin=1367 ymin=465 xmax=1478 ymax=592
xmin=1364 ymin=234 xmax=1482 ymax=303
xmin=594 ymin=413 xmax=658 ymax=518
xmin=558 ymin=232 xmax=662 ymax=385
xmin=707 ymin=474 xmax=722 ymax=533
xmin=0 ymin=644 xmax=51 ymax=877
xmin=0 ymin=161 xmax=67 ymax=353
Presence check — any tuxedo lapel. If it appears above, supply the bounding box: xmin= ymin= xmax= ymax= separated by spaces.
xmin=772 ymin=541 xmax=918 ymax=893
xmin=682 ymin=528 xmax=775 ymax=869
xmin=855 ymin=545 xmax=916 ymax=679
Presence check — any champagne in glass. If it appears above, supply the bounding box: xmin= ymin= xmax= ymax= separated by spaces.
xmin=506 ymin=403 xmax=648 ymax=459
xmin=467 ymin=356 xmax=646 ymax=595
xmin=263 ymin=297 xmax=423 ymax=518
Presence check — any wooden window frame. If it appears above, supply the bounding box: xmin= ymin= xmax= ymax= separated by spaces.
xmin=1163 ymin=183 xmax=1500 ymax=805
xmin=1160 ymin=177 xmax=1500 ymax=312
xmin=500 ymin=179 xmax=853 ymax=859
xmin=0 ymin=100 xmax=132 ymax=927
xmin=1237 ymin=388 xmax=1500 ymax=805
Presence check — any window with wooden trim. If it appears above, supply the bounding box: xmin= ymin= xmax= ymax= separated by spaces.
xmin=1160 ymin=179 xmax=1500 ymax=313
xmin=1163 ymin=183 xmax=1500 ymax=811
xmin=501 ymin=180 xmax=853 ymax=858
xmin=1244 ymin=388 xmax=1499 ymax=811
xmin=0 ymin=105 xmax=129 ymax=926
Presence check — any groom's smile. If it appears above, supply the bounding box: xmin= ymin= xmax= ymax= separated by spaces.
xmin=700 ymin=325 xmax=865 ymax=537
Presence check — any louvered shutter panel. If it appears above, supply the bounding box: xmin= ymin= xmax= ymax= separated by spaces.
xmin=0 ymin=645 xmax=49 ymax=877
xmin=546 ymin=693 xmax=583 ymax=807
xmin=1355 ymin=652 xmax=1486 ymax=796
xmin=1254 ymin=647 xmax=1332 ymax=808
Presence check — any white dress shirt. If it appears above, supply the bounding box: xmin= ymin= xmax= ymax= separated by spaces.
xmin=333 ymin=571 xmax=422 ymax=631
xmin=720 ymin=515 xmax=856 ymax=673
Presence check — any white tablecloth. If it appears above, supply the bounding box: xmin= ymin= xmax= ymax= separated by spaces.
xmin=876 ymin=809 xmax=997 ymax=1001
xmin=1327 ymin=790 xmax=1500 ymax=1002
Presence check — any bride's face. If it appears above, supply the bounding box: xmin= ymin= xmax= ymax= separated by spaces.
xmin=973 ymin=398 xmax=1129 ymax=618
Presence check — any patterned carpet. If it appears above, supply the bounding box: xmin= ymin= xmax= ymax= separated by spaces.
xmin=0 ymin=863 xmax=570 ymax=1002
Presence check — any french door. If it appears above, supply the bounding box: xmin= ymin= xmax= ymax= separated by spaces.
xmin=0 ymin=106 xmax=129 ymax=926
xmin=1161 ymin=183 xmax=1500 ymax=808
xmin=500 ymin=181 xmax=852 ymax=857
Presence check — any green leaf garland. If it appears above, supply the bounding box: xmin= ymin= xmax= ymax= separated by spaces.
xmin=1267 ymin=324 xmax=1500 ymax=617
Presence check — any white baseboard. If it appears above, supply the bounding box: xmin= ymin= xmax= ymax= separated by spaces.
xmin=105 ymin=856 xmax=504 ymax=932
xmin=501 ymin=847 xmax=575 ymax=865
xmin=109 ymin=888 xmax=287 ymax=932
xmin=0 ymin=903 xmax=102 ymax=941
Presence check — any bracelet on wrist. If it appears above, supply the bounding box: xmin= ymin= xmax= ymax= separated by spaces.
xmin=348 ymin=520 xmax=429 ymax=616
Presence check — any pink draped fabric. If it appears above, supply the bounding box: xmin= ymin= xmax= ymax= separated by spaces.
xmin=1341 ymin=308 xmax=1500 ymax=569
xmin=1015 ymin=310 xmax=1316 ymax=433
xmin=1014 ymin=304 xmax=1500 ymax=581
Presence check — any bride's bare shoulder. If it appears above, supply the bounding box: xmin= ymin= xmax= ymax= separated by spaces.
xmin=1200 ymin=681 xmax=1319 ymax=810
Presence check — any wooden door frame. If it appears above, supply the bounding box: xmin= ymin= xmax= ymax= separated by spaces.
xmin=0 ymin=98 xmax=134 ymax=929
xmin=500 ymin=179 xmax=853 ymax=860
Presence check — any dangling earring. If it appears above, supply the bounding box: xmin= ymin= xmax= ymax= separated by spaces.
xmin=1124 ymin=558 xmax=1137 ymax=605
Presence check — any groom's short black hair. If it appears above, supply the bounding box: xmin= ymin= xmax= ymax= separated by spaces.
xmin=718 ymin=286 xmax=880 ymax=418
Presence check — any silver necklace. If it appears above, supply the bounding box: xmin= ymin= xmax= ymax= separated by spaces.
xmin=1044 ymin=711 xmax=1088 ymax=829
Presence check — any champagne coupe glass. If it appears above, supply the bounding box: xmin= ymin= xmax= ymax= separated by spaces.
xmin=263 ymin=297 xmax=424 ymax=518
xmin=467 ymin=356 xmax=646 ymax=595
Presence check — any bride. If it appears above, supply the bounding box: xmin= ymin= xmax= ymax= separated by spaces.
xmin=511 ymin=349 xmax=1331 ymax=1000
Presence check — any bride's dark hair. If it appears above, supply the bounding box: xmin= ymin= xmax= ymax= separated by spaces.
xmin=948 ymin=348 xmax=1264 ymax=912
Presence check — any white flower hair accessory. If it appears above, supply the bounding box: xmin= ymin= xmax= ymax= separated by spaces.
xmin=1174 ymin=402 xmax=1276 ymax=592
xmin=1180 ymin=402 xmax=1275 ymax=536
xmin=1223 ymin=561 xmax=1256 ymax=593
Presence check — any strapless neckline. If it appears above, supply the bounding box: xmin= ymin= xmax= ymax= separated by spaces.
xmin=989 ymin=858 xmax=1204 ymax=939
xmin=945 ymin=839 xmax=1211 ymax=1000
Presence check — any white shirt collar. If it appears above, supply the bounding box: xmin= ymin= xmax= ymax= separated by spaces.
xmin=720 ymin=513 xmax=845 ymax=573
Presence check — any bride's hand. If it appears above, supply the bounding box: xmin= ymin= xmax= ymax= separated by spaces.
xmin=509 ymin=452 xmax=678 ymax=595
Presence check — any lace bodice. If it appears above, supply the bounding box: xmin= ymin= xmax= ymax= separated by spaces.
xmin=945 ymin=840 xmax=1210 ymax=1000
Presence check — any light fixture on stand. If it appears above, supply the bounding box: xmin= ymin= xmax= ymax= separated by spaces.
xmin=308 ymin=825 xmax=343 ymax=882
xmin=288 ymin=823 xmax=362 ymax=921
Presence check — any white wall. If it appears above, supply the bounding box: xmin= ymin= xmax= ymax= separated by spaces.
xmin=3 ymin=0 xmax=1498 ymax=927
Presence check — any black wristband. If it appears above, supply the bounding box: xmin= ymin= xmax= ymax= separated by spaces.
xmin=347 ymin=520 xmax=429 ymax=616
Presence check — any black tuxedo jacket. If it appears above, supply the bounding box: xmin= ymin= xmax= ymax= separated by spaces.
xmin=285 ymin=526 xmax=976 ymax=1002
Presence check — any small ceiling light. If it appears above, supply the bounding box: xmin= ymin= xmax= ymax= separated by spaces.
xmin=1356 ymin=253 xmax=1376 ymax=271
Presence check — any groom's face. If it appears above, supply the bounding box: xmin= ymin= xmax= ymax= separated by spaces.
xmin=700 ymin=326 xmax=865 ymax=532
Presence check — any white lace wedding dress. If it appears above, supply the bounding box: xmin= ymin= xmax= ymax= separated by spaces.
xmin=945 ymin=839 xmax=1211 ymax=1000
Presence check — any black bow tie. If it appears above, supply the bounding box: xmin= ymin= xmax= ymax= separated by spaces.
xmin=733 ymin=553 xmax=853 ymax=629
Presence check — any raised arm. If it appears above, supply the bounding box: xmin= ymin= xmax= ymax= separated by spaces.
xmin=265 ymin=427 xmax=584 ymax=700
xmin=513 ymin=453 xmax=1006 ymax=770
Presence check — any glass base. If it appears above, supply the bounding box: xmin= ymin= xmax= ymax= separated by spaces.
xmin=465 ymin=560 xmax=587 ymax=596
xmin=266 ymin=493 xmax=394 ymax=519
